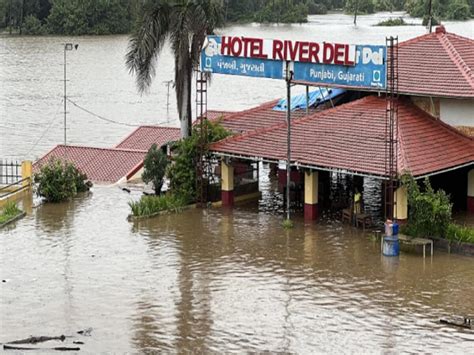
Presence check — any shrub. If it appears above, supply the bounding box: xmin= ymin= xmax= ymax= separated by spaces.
xmin=446 ymin=223 xmax=474 ymax=244
xmin=401 ymin=174 xmax=452 ymax=238
xmin=142 ymin=144 xmax=169 ymax=195
xmin=0 ymin=201 xmax=22 ymax=224
xmin=34 ymin=158 xmax=91 ymax=203
xmin=376 ymin=17 xmax=407 ymax=26
xmin=281 ymin=218 xmax=294 ymax=229
xmin=128 ymin=194 xmax=186 ymax=217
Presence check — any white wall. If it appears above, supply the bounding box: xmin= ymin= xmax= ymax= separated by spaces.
xmin=440 ymin=99 xmax=474 ymax=126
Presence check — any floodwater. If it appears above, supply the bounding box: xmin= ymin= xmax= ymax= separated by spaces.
xmin=1 ymin=12 xmax=474 ymax=353
xmin=2 ymin=182 xmax=474 ymax=352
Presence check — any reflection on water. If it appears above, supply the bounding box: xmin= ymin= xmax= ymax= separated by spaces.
xmin=1 ymin=187 xmax=474 ymax=352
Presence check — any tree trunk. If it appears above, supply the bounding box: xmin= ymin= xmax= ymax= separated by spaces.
xmin=179 ymin=64 xmax=193 ymax=138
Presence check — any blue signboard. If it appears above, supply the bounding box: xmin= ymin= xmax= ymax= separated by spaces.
xmin=201 ymin=35 xmax=386 ymax=89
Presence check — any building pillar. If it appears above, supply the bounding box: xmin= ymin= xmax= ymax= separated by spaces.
xmin=394 ymin=186 xmax=408 ymax=222
xmin=221 ymin=159 xmax=234 ymax=207
xmin=468 ymin=169 xmax=474 ymax=214
xmin=304 ymin=170 xmax=319 ymax=220
xmin=21 ymin=160 xmax=32 ymax=188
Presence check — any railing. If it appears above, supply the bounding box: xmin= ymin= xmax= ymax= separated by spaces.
xmin=0 ymin=160 xmax=22 ymax=185
xmin=0 ymin=177 xmax=32 ymax=199
xmin=0 ymin=160 xmax=33 ymax=203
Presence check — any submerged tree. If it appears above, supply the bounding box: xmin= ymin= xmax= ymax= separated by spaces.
xmin=126 ymin=0 xmax=224 ymax=138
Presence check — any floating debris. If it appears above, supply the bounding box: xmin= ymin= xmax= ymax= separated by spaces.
xmin=77 ymin=327 xmax=93 ymax=336
xmin=7 ymin=335 xmax=66 ymax=344
xmin=440 ymin=316 xmax=473 ymax=329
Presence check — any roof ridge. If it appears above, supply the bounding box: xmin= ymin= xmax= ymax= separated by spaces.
xmin=136 ymin=125 xmax=180 ymax=130
xmin=56 ymin=144 xmax=148 ymax=153
xmin=437 ymin=33 xmax=474 ymax=90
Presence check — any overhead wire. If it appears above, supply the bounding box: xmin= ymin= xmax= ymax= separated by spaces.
xmin=24 ymin=98 xmax=64 ymax=158
xmin=67 ymin=98 xmax=175 ymax=128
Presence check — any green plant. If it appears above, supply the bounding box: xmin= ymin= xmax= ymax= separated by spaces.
xmin=34 ymin=158 xmax=91 ymax=203
xmin=281 ymin=218 xmax=294 ymax=229
xmin=128 ymin=193 xmax=186 ymax=217
xmin=401 ymin=173 xmax=452 ymax=238
xmin=446 ymin=223 xmax=474 ymax=244
xmin=0 ymin=201 xmax=22 ymax=224
xmin=376 ymin=17 xmax=407 ymax=26
xmin=166 ymin=120 xmax=230 ymax=203
xmin=142 ymin=144 xmax=169 ymax=195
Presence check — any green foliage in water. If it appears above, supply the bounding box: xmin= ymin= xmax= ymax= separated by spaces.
xmin=375 ymin=17 xmax=407 ymax=26
xmin=128 ymin=194 xmax=186 ymax=217
xmin=281 ymin=218 xmax=294 ymax=229
xmin=34 ymin=158 xmax=91 ymax=203
xmin=401 ymin=173 xmax=452 ymax=238
xmin=166 ymin=120 xmax=231 ymax=203
xmin=0 ymin=201 xmax=22 ymax=224
xmin=446 ymin=223 xmax=474 ymax=244
xmin=142 ymin=144 xmax=168 ymax=195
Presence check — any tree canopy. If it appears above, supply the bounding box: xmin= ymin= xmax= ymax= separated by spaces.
xmin=1 ymin=0 xmax=472 ymax=35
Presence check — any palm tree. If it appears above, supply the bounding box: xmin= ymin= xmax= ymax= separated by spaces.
xmin=126 ymin=0 xmax=224 ymax=138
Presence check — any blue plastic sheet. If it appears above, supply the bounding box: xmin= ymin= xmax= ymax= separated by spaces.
xmin=273 ymin=88 xmax=345 ymax=111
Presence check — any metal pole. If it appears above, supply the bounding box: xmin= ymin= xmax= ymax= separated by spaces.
xmin=286 ymin=62 xmax=292 ymax=221
xmin=428 ymin=0 xmax=433 ymax=33
xmin=305 ymin=85 xmax=309 ymax=115
xmin=64 ymin=46 xmax=67 ymax=146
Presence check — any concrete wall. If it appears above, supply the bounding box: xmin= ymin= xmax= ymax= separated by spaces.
xmin=439 ymin=99 xmax=474 ymax=127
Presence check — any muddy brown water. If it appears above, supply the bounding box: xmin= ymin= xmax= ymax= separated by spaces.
xmin=1 ymin=182 xmax=474 ymax=352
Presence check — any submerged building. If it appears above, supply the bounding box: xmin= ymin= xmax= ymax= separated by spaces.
xmin=206 ymin=26 xmax=474 ymax=220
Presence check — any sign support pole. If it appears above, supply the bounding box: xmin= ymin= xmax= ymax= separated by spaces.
xmin=286 ymin=62 xmax=293 ymax=221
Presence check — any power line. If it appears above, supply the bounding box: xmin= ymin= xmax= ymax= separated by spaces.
xmin=67 ymin=98 xmax=174 ymax=128
xmin=24 ymin=98 xmax=64 ymax=157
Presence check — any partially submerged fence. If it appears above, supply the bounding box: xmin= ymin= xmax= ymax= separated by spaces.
xmin=0 ymin=160 xmax=33 ymax=207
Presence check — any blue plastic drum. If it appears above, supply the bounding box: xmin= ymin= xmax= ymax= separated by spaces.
xmin=383 ymin=236 xmax=400 ymax=257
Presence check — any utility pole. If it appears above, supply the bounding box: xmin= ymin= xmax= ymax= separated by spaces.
xmin=428 ymin=0 xmax=433 ymax=33
xmin=285 ymin=62 xmax=293 ymax=222
xmin=163 ymin=80 xmax=174 ymax=123
xmin=63 ymin=43 xmax=78 ymax=146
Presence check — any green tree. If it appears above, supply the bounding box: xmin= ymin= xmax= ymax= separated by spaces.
xmin=142 ymin=144 xmax=169 ymax=195
xmin=446 ymin=0 xmax=471 ymax=19
xmin=23 ymin=14 xmax=45 ymax=34
xmin=126 ymin=0 xmax=224 ymax=138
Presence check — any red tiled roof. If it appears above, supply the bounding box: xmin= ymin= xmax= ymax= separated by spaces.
xmin=33 ymin=145 xmax=148 ymax=183
xmin=398 ymin=28 xmax=474 ymax=98
xmin=115 ymin=126 xmax=180 ymax=151
xmin=216 ymin=100 xmax=324 ymax=134
xmin=205 ymin=110 xmax=234 ymax=120
xmin=210 ymin=96 xmax=474 ymax=177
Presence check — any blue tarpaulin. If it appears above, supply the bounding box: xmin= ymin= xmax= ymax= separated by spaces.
xmin=272 ymin=88 xmax=346 ymax=111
